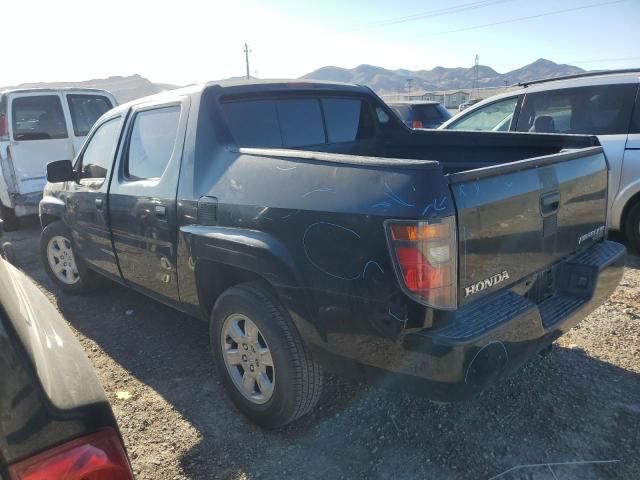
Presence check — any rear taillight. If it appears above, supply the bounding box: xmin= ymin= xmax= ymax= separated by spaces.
xmin=412 ymin=120 xmax=423 ymax=129
xmin=385 ymin=217 xmax=457 ymax=309
xmin=9 ymin=428 xmax=133 ymax=480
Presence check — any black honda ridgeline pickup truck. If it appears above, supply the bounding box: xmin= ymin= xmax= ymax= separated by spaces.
xmin=40 ymin=80 xmax=624 ymax=428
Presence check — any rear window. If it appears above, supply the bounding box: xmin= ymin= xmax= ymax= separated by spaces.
xmin=277 ymin=99 xmax=325 ymax=147
xmin=389 ymin=105 xmax=412 ymax=123
xmin=220 ymin=96 xmax=374 ymax=148
xmin=516 ymin=84 xmax=637 ymax=135
xmin=413 ymin=104 xmax=451 ymax=124
xmin=67 ymin=94 xmax=113 ymax=136
xmin=11 ymin=95 xmax=68 ymax=140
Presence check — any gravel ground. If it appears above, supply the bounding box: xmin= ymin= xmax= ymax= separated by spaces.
xmin=4 ymin=221 xmax=639 ymax=479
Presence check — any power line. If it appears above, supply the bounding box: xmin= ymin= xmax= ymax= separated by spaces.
xmin=359 ymin=0 xmax=517 ymax=29
xmin=417 ymin=0 xmax=628 ymax=38
xmin=562 ymin=56 xmax=640 ymax=65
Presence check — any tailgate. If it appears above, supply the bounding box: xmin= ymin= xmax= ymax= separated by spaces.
xmin=449 ymin=146 xmax=608 ymax=306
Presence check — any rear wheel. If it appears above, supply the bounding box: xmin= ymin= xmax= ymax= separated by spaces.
xmin=211 ymin=283 xmax=324 ymax=428
xmin=624 ymin=201 xmax=640 ymax=252
xmin=40 ymin=221 xmax=98 ymax=293
xmin=0 ymin=202 xmax=19 ymax=232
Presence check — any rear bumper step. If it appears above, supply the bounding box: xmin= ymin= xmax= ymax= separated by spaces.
xmin=391 ymin=240 xmax=624 ymax=400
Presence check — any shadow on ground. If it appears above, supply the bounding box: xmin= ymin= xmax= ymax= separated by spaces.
xmin=5 ymin=222 xmax=640 ymax=479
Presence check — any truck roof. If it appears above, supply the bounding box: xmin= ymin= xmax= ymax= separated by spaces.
xmin=0 ymin=87 xmax=114 ymax=96
xmin=106 ymin=79 xmax=372 ymax=115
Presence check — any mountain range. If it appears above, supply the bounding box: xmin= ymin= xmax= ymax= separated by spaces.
xmin=301 ymin=58 xmax=586 ymax=94
xmin=1 ymin=59 xmax=587 ymax=103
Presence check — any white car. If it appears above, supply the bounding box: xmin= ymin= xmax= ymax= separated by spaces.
xmin=0 ymin=88 xmax=117 ymax=230
xmin=440 ymin=70 xmax=640 ymax=246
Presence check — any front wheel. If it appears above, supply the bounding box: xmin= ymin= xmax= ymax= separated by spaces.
xmin=40 ymin=221 xmax=97 ymax=293
xmin=211 ymin=283 xmax=324 ymax=428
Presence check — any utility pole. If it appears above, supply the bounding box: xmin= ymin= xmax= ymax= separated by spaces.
xmin=244 ymin=43 xmax=251 ymax=80
xmin=405 ymin=78 xmax=413 ymax=100
xmin=472 ymin=53 xmax=479 ymax=99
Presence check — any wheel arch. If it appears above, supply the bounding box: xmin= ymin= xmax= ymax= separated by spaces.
xmin=183 ymin=225 xmax=318 ymax=341
xmin=619 ymin=190 xmax=640 ymax=235
xmin=196 ymin=260 xmax=275 ymax=318
xmin=39 ymin=195 xmax=66 ymax=228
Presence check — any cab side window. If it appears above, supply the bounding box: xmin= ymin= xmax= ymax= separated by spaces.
xmin=79 ymin=117 xmax=121 ymax=180
xmin=126 ymin=106 xmax=181 ymax=180
xmin=448 ymin=96 xmax=518 ymax=131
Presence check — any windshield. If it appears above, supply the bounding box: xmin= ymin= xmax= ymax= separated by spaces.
xmin=449 ymin=96 xmax=519 ymax=131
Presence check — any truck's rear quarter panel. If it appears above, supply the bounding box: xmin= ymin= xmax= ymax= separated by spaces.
xmin=186 ymin=147 xmax=455 ymax=340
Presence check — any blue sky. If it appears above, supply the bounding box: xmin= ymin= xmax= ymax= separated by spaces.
xmin=2 ymin=0 xmax=638 ymax=85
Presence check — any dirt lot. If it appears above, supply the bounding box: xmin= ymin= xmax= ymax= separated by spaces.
xmin=4 ymin=221 xmax=639 ymax=479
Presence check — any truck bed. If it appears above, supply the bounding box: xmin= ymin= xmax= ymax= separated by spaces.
xmin=292 ymin=128 xmax=600 ymax=174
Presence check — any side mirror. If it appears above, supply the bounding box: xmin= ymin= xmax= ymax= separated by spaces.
xmin=46 ymin=160 xmax=76 ymax=183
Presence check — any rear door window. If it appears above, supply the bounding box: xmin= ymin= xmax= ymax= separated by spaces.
xmin=221 ymin=96 xmax=374 ymax=148
xmin=448 ymin=96 xmax=518 ymax=131
xmin=126 ymin=106 xmax=181 ymax=180
xmin=11 ymin=95 xmax=68 ymax=140
xmin=516 ymin=84 xmax=637 ymax=135
xmin=67 ymin=94 xmax=114 ymax=136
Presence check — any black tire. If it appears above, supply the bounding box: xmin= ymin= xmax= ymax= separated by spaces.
xmin=211 ymin=282 xmax=324 ymax=428
xmin=624 ymin=202 xmax=640 ymax=253
xmin=0 ymin=202 xmax=19 ymax=232
xmin=40 ymin=221 xmax=98 ymax=293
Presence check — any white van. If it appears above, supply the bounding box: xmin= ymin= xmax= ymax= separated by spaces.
xmin=0 ymin=88 xmax=117 ymax=230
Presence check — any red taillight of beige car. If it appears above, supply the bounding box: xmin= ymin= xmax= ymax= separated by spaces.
xmin=9 ymin=428 xmax=133 ymax=480
xmin=385 ymin=217 xmax=457 ymax=310
xmin=412 ymin=120 xmax=423 ymax=129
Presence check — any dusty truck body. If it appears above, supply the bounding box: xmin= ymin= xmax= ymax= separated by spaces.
xmin=39 ymin=80 xmax=624 ymax=427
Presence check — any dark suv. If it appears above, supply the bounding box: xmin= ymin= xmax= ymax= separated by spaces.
xmin=387 ymin=101 xmax=452 ymax=129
